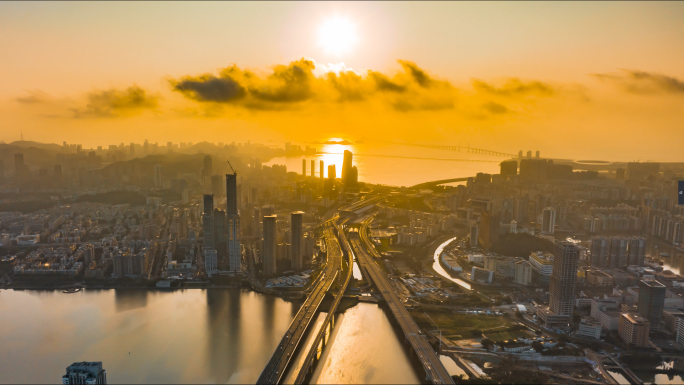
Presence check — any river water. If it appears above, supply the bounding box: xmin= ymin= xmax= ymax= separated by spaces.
xmin=264 ymin=142 xmax=503 ymax=187
xmin=0 ymin=289 xmax=422 ymax=384
xmin=432 ymin=237 xmax=471 ymax=291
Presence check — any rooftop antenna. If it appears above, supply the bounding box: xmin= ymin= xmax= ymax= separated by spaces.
xmin=227 ymin=160 xmax=237 ymax=175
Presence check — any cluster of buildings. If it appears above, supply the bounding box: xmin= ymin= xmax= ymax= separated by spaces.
xmin=264 ymin=270 xmax=314 ymax=288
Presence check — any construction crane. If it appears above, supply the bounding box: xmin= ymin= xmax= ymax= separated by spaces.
xmin=227 ymin=160 xmax=237 ymax=175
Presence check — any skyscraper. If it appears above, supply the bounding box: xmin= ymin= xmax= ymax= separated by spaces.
xmin=203 ymin=195 xmax=215 ymax=251
xmin=302 ymin=159 xmax=306 ymax=176
xmin=629 ymin=237 xmax=647 ymax=266
xmin=469 ymin=223 xmax=478 ymax=249
xmin=637 ymin=279 xmax=666 ymax=331
xmin=253 ymin=207 xmax=261 ymax=238
xmin=549 ymin=241 xmax=579 ymax=317
xmin=341 ymin=150 xmax=353 ymax=183
xmin=319 ymin=160 xmax=324 ymax=180
xmin=226 ymin=173 xmax=241 ymax=272
xmin=328 ymin=164 xmax=336 ymax=180
xmin=263 ymin=215 xmax=277 ymax=276
xmin=291 ymin=211 xmax=304 ymax=270
xmin=203 ymin=155 xmax=213 ymax=177
xmin=542 ymin=207 xmax=556 ymax=234
xmin=311 ymin=160 xmax=315 ymax=177
xmin=609 ymin=237 xmax=629 ymax=267
xmin=205 ymin=249 xmax=217 ymax=276
xmin=154 ymin=165 xmax=162 ymax=187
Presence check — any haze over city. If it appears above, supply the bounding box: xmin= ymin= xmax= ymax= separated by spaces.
xmin=2 ymin=2 xmax=684 ymax=385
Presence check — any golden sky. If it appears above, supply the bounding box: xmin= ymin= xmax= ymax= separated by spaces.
xmin=1 ymin=1 xmax=684 ymax=161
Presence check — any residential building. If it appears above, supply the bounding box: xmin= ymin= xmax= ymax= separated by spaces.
xmin=637 ymin=279 xmax=667 ymax=331
xmin=262 ymin=215 xmax=277 ymax=276
xmin=577 ymin=319 xmax=602 ymax=340
xmin=62 ymin=362 xmax=106 ymax=385
xmin=619 ymin=313 xmax=650 ymax=347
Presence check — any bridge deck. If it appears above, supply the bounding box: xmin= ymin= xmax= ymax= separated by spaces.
xmin=257 ymin=227 xmax=343 ymax=384
xmin=352 ymin=226 xmax=454 ymax=385
xmin=293 ymin=225 xmax=354 ymax=384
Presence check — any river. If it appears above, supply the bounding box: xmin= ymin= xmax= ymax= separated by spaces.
xmin=0 ymin=289 xmax=422 ymax=384
xmin=264 ymin=142 xmax=503 ymax=187
xmin=432 ymin=236 xmax=472 ymax=291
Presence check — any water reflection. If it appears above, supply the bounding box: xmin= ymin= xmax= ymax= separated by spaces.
xmin=310 ymin=303 xmax=421 ymax=384
xmin=0 ymin=289 xmax=297 ymax=384
xmin=114 ymin=290 xmax=149 ymax=313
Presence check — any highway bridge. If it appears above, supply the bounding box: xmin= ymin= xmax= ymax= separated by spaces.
xmin=293 ymin=223 xmax=354 ymax=384
xmin=257 ymin=226 xmax=343 ymax=384
xmin=351 ymin=219 xmax=455 ymax=385
xmin=371 ymin=140 xmax=516 ymax=157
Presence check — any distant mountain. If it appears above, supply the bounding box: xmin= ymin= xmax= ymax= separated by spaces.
xmin=0 ymin=143 xmax=61 ymax=171
xmin=9 ymin=141 xmax=68 ymax=153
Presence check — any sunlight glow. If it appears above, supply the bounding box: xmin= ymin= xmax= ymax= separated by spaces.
xmin=318 ymin=17 xmax=358 ymax=56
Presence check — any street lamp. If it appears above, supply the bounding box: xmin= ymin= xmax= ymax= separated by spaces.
xmin=424 ymin=312 xmax=442 ymax=353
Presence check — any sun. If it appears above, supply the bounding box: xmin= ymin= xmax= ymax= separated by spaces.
xmin=318 ymin=17 xmax=358 ymax=56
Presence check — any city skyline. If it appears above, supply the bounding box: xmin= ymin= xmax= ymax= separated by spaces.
xmin=2 ymin=2 xmax=684 ymax=160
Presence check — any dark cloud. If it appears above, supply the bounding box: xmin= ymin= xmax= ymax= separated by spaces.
xmin=472 ymin=78 xmax=555 ymax=96
xmin=482 ymin=102 xmax=509 ymax=115
xmin=593 ymin=69 xmax=684 ymax=94
xmin=172 ymin=75 xmax=246 ymax=102
xmin=369 ymin=72 xmax=407 ymax=93
xmin=15 ymin=90 xmax=49 ymax=104
xmin=398 ymin=60 xmax=433 ymax=88
xmin=250 ymin=60 xmax=315 ymax=103
xmin=72 ymin=85 xmax=159 ymax=118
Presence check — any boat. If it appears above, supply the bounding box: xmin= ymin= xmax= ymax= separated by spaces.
xmin=62 ymin=288 xmax=81 ymax=293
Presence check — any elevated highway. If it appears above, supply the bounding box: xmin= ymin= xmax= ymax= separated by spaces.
xmin=351 ymin=219 xmax=455 ymax=385
xmin=293 ymin=223 xmax=354 ymax=384
xmin=257 ymin=226 xmax=343 ymax=384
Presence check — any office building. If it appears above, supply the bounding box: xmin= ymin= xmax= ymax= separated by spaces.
xmin=619 ymin=313 xmax=650 ymax=347
xmin=577 ymin=319 xmax=602 ymax=340
xmin=62 ymin=362 xmax=106 ymax=385
xmin=263 ymin=215 xmax=277 ymax=276
xmin=226 ymin=173 xmax=241 ymax=272
xmin=547 ymin=241 xmax=579 ymax=325
xmin=302 ymin=159 xmax=306 ymax=175
xmin=291 ymin=211 xmax=304 ymax=270
xmin=203 ymin=155 xmax=213 ymax=177
xmin=311 ymin=160 xmax=315 ymax=177
xmin=214 ymin=209 xmax=227 ymax=246
xmin=328 ymin=164 xmax=336 ymax=179
xmin=469 ymin=222 xmax=478 ymax=249
xmin=342 ymin=150 xmax=353 ymax=184
xmin=320 ymin=160 xmax=324 ymax=179
xmin=637 ymin=279 xmax=666 ymax=331
xmin=541 ymin=207 xmax=556 ymax=234
xmin=202 ymin=195 xmax=215 ymax=251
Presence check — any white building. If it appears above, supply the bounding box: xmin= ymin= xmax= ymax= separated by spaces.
xmin=577 ymin=318 xmax=602 ymax=339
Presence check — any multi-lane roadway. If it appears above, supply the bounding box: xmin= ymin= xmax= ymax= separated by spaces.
xmin=257 ymin=226 xmax=343 ymax=384
xmin=351 ymin=219 xmax=455 ymax=385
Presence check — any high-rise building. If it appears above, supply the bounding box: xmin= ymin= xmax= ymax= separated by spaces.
xmin=549 ymin=241 xmax=579 ymax=317
xmin=203 ymin=155 xmax=213 ymax=178
xmin=629 ymin=237 xmax=647 ymax=266
xmin=129 ymin=142 xmax=135 ymax=156
xmin=253 ymin=207 xmax=261 ymax=237
xmin=62 ymin=362 xmax=106 ymax=385
xmin=469 ymin=223 xmax=478 ymax=249
xmin=154 ymin=165 xmax=162 ymax=187
xmin=205 ymin=249 xmax=217 ymax=276
xmin=637 ymin=279 xmax=666 ymax=331
xmin=619 ymin=313 xmax=650 ymax=347
xmin=590 ymin=236 xmax=610 ymax=267
xmin=341 ymin=150 xmax=353 ymax=183
xmin=311 ymin=160 xmax=315 ymax=177
xmin=320 ymin=160 xmax=324 ymax=179
xmin=263 ymin=215 xmax=277 ymax=276
xmin=203 ymin=195 xmax=215 ymax=251
xmin=610 ymin=237 xmax=629 ymax=268
xmin=500 ymin=160 xmax=517 ymax=177
xmin=328 ymin=164 xmax=336 ymax=180
xmin=291 ymin=211 xmax=304 ymax=270
xmin=542 ymin=207 xmax=556 ymax=234
xmin=225 ymin=173 xmax=241 ymax=272
xmin=211 ymin=175 xmax=223 ymax=206
xmin=302 ymin=159 xmax=306 ymax=176
xmin=262 ymin=204 xmax=275 ymax=217
xmin=214 ymin=209 xmax=227 ymax=245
